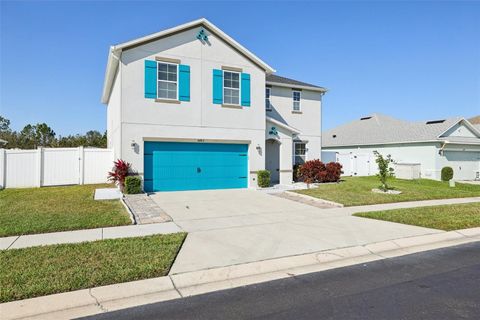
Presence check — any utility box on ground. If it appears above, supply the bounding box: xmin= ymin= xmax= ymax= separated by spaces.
xmin=395 ymin=163 xmax=421 ymax=180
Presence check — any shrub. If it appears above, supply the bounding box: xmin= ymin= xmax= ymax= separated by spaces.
xmin=297 ymin=160 xmax=342 ymax=184
xmin=124 ymin=176 xmax=143 ymax=194
xmin=298 ymin=159 xmax=325 ymax=184
xmin=373 ymin=151 xmax=395 ymax=191
xmin=441 ymin=166 xmax=454 ymax=181
xmin=257 ymin=170 xmax=271 ymax=188
xmin=324 ymin=162 xmax=343 ymax=182
xmin=293 ymin=164 xmax=301 ymax=182
xmin=108 ymin=159 xmax=131 ymax=191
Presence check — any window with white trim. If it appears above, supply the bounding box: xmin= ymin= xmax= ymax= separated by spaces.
xmin=223 ymin=71 xmax=240 ymax=105
xmin=265 ymin=87 xmax=271 ymax=110
xmin=294 ymin=142 xmax=306 ymax=164
xmin=157 ymin=62 xmax=178 ymax=100
xmin=292 ymin=90 xmax=301 ymax=111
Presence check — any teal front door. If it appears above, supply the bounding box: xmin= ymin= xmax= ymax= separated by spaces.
xmin=144 ymin=141 xmax=248 ymax=192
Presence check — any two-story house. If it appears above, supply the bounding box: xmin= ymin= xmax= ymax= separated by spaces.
xmin=101 ymin=18 xmax=326 ymax=192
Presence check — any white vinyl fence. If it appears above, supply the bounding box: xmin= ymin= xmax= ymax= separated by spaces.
xmin=0 ymin=147 xmax=114 ymax=188
xmin=325 ymin=152 xmax=377 ymax=177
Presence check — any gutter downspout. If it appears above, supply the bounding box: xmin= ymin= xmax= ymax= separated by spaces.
xmin=439 ymin=141 xmax=449 ymax=155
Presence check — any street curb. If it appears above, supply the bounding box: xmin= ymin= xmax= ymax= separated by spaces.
xmin=2 ymin=228 xmax=479 ymax=320
xmin=285 ymin=190 xmax=344 ymax=207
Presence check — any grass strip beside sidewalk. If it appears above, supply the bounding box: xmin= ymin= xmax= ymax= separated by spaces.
xmin=354 ymin=202 xmax=480 ymax=231
xmin=0 ymin=233 xmax=187 ymax=303
xmin=0 ymin=184 xmax=131 ymax=237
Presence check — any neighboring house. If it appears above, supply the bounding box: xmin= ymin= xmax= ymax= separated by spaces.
xmin=101 ymin=18 xmax=325 ymax=192
xmin=323 ymin=113 xmax=480 ymax=181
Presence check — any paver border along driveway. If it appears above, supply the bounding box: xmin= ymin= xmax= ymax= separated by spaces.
xmin=150 ymin=189 xmax=445 ymax=274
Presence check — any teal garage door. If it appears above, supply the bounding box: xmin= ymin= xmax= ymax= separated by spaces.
xmin=144 ymin=142 xmax=248 ymax=192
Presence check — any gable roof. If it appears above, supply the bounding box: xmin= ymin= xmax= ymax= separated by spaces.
xmin=323 ymin=113 xmax=480 ymax=147
xmin=266 ymin=75 xmax=326 ymax=93
xmin=101 ymin=18 xmax=275 ymax=103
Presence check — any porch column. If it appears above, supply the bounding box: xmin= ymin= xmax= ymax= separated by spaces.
xmin=279 ymin=137 xmax=293 ymax=185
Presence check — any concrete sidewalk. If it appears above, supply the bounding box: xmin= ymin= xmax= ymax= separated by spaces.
xmin=2 ymin=228 xmax=479 ymax=320
xmin=0 ymin=222 xmax=182 ymax=250
xmin=149 ymin=190 xmax=480 ymax=274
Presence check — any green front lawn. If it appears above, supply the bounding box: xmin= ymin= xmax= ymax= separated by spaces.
xmin=354 ymin=202 xmax=480 ymax=231
xmin=0 ymin=184 xmax=131 ymax=237
xmin=0 ymin=233 xmax=187 ymax=303
xmin=296 ymin=176 xmax=480 ymax=207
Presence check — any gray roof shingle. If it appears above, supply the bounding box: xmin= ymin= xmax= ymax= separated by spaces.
xmin=266 ymin=74 xmax=326 ymax=91
xmin=323 ymin=113 xmax=480 ymax=147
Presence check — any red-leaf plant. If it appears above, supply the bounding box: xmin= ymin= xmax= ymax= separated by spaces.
xmin=298 ymin=160 xmax=343 ymax=185
xmin=108 ymin=159 xmax=131 ymax=191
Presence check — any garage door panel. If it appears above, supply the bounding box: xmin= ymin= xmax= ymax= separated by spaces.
xmin=144 ymin=141 xmax=248 ymax=192
xmin=444 ymin=151 xmax=480 ymax=180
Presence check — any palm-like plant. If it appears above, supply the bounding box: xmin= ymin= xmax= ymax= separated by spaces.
xmin=108 ymin=159 xmax=131 ymax=191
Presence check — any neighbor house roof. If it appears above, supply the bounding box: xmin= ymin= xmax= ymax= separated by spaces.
xmin=323 ymin=113 xmax=480 ymax=147
xmin=101 ymin=18 xmax=276 ymax=103
xmin=266 ymin=75 xmax=327 ymax=93
xmin=469 ymin=115 xmax=480 ymax=124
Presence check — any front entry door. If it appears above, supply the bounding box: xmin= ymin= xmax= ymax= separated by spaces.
xmin=265 ymin=140 xmax=280 ymax=184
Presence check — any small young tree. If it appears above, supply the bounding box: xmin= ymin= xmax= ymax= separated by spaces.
xmin=373 ymin=151 xmax=395 ymax=191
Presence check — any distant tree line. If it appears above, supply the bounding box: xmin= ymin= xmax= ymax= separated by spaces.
xmin=0 ymin=116 xmax=107 ymax=149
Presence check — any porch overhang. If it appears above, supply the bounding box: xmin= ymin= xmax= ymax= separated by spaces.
xmin=266 ymin=116 xmax=301 ymax=135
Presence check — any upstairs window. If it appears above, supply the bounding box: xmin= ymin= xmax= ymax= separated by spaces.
xmin=157 ymin=62 xmax=178 ymax=100
xmin=265 ymin=87 xmax=271 ymax=110
xmin=223 ymin=71 xmax=240 ymax=105
xmin=292 ymin=90 xmax=301 ymax=111
xmin=294 ymin=142 xmax=307 ymax=164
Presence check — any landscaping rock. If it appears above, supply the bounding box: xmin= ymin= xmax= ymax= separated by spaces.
xmin=371 ymin=188 xmax=402 ymax=195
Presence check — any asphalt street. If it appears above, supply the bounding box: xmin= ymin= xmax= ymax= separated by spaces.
xmin=82 ymin=241 xmax=480 ymax=320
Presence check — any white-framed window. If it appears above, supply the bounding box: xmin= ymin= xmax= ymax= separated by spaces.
xmin=223 ymin=70 xmax=240 ymax=105
xmin=265 ymin=87 xmax=271 ymax=110
xmin=157 ymin=62 xmax=178 ymax=100
xmin=292 ymin=90 xmax=301 ymax=111
xmin=294 ymin=142 xmax=307 ymax=164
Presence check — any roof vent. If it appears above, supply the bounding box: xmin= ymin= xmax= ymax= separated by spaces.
xmin=426 ymin=120 xmax=445 ymax=124
xmin=332 ymin=134 xmax=337 ymax=138
xmin=360 ymin=116 xmax=372 ymax=120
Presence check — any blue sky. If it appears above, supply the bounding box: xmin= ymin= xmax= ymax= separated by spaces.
xmin=1 ymin=1 xmax=479 ymax=136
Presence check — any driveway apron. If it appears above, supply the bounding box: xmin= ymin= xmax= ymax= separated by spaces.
xmin=149 ymin=189 xmax=442 ymax=274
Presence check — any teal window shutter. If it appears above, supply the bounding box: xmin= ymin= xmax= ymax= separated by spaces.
xmin=179 ymin=64 xmax=190 ymax=101
xmin=144 ymin=60 xmax=157 ymax=99
xmin=241 ymin=73 xmax=251 ymax=107
xmin=213 ymin=69 xmax=223 ymax=104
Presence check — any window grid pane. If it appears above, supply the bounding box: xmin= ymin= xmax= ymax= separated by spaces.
xmin=223 ymin=71 xmax=240 ymax=104
xmin=157 ymin=62 xmax=177 ymax=99
xmin=265 ymin=88 xmax=271 ymax=110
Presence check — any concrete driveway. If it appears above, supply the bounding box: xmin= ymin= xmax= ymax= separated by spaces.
xmin=150 ymin=189 xmax=441 ymax=274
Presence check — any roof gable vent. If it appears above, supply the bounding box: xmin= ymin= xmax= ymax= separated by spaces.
xmin=426 ymin=120 xmax=445 ymax=124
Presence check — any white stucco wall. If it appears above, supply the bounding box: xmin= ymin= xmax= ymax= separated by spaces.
xmin=267 ymin=86 xmax=322 ymax=163
xmin=116 ymin=26 xmax=266 ymax=187
xmin=106 ymin=69 xmax=121 ymax=160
